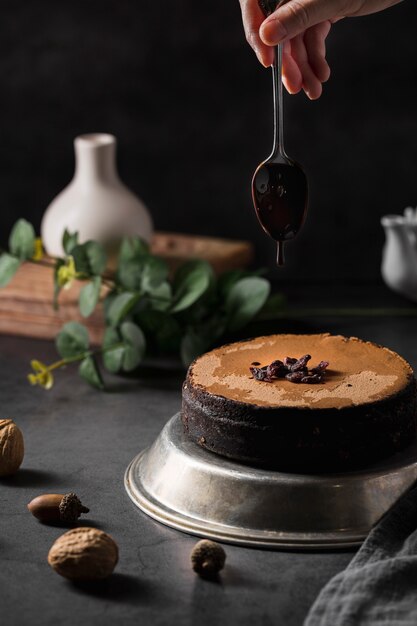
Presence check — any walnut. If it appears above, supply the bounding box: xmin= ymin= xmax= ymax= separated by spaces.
xmin=0 ymin=419 xmax=24 ymax=476
xmin=48 ymin=527 xmax=118 ymax=580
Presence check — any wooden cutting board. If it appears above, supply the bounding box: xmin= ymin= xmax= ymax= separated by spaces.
xmin=0 ymin=232 xmax=253 ymax=343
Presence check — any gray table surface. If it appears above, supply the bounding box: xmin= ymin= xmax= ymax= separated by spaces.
xmin=1 ymin=297 xmax=416 ymax=626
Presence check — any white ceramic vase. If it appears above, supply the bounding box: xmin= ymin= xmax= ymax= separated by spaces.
xmin=41 ymin=133 xmax=153 ymax=256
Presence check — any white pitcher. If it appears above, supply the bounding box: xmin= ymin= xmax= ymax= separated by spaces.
xmin=41 ymin=133 xmax=153 ymax=256
xmin=381 ymin=208 xmax=417 ymax=301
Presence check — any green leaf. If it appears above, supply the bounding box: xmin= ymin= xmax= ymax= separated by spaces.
xmin=120 ymin=321 xmax=146 ymax=371
xmin=102 ymin=323 xmax=145 ymax=373
xmin=116 ymin=237 xmax=149 ymax=289
xmin=119 ymin=236 xmax=149 ymax=263
xmin=180 ymin=329 xmax=211 ymax=367
xmin=79 ymin=276 xmax=102 ymax=317
xmin=72 ymin=241 xmax=107 ymax=276
xmin=79 ymin=356 xmax=104 ymax=389
xmin=84 ymin=241 xmax=107 ymax=274
xmin=62 ymin=230 xmax=79 ymax=255
xmin=217 ymin=269 xmax=245 ymax=299
xmin=107 ymin=292 xmax=140 ymax=327
xmin=225 ymin=277 xmax=271 ymax=332
xmin=102 ymin=328 xmax=124 ymax=373
xmin=141 ymin=257 xmax=169 ymax=293
xmin=171 ymin=260 xmax=213 ymax=313
xmin=217 ymin=269 xmax=267 ymax=300
xmin=56 ymin=321 xmax=89 ymax=358
xmin=135 ymin=310 xmax=180 ymax=352
xmin=8 ymin=219 xmax=35 ymax=260
xmin=117 ymin=243 xmax=167 ymax=293
xmin=116 ymin=258 xmax=144 ymax=291
xmin=149 ymin=281 xmax=172 ymax=311
xmin=103 ymin=291 xmax=117 ymax=324
xmin=0 ymin=253 xmax=21 ymax=287
xmin=71 ymin=245 xmax=90 ymax=275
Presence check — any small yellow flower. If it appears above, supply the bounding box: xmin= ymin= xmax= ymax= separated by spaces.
xmin=27 ymin=360 xmax=54 ymax=390
xmin=32 ymin=238 xmax=44 ymax=261
xmin=57 ymin=256 xmax=78 ymax=290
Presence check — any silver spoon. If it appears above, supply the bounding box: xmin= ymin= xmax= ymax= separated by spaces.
xmin=252 ymin=1 xmax=308 ymax=265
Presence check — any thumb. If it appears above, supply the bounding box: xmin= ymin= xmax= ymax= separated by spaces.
xmin=260 ymin=0 xmax=346 ymax=45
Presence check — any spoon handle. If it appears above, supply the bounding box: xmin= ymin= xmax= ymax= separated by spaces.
xmin=271 ymin=43 xmax=286 ymax=160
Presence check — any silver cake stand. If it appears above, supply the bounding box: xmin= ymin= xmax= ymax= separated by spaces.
xmin=125 ymin=414 xmax=417 ymax=550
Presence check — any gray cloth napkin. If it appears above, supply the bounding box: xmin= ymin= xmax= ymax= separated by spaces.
xmin=304 ymin=484 xmax=417 ymax=626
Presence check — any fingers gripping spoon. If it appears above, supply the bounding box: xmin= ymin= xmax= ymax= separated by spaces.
xmin=252 ymin=1 xmax=308 ymax=266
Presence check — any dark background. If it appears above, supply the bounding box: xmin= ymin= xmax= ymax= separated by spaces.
xmin=0 ymin=0 xmax=416 ymax=283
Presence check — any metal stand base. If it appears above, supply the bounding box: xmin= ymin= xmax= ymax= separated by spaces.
xmin=125 ymin=414 xmax=417 ymax=550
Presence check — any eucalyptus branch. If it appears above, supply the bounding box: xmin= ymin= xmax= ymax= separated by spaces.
xmin=1 ymin=218 xmax=280 ymax=390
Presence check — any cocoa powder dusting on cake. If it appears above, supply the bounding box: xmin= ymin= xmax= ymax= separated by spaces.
xmin=189 ymin=334 xmax=411 ymax=409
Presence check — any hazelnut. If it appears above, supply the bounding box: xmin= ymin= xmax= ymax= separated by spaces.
xmin=28 ymin=493 xmax=89 ymax=523
xmin=0 ymin=419 xmax=24 ymax=476
xmin=48 ymin=527 xmax=118 ymax=580
xmin=191 ymin=539 xmax=226 ymax=578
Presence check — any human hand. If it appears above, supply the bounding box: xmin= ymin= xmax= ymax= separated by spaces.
xmin=239 ymin=0 xmax=403 ymax=99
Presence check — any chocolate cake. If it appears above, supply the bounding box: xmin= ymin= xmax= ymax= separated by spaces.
xmin=182 ymin=334 xmax=417 ymax=471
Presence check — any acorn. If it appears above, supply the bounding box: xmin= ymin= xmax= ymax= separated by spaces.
xmin=28 ymin=492 xmax=89 ymax=523
xmin=191 ymin=539 xmax=226 ymax=578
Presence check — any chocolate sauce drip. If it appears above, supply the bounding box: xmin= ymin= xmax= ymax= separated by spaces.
xmin=252 ymin=161 xmax=308 ymax=261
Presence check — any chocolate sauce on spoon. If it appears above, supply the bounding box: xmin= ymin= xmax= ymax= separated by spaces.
xmin=252 ymin=1 xmax=308 ymax=266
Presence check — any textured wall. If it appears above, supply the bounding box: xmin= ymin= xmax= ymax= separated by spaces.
xmin=0 ymin=1 xmax=415 ymax=282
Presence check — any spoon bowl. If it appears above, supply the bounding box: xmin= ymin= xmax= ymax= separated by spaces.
xmin=252 ymin=156 xmax=308 ymax=265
